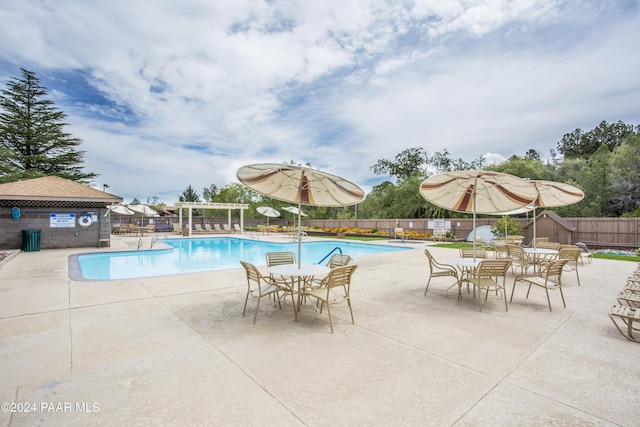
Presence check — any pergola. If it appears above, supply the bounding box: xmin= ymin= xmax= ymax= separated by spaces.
xmin=175 ymin=202 xmax=249 ymax=237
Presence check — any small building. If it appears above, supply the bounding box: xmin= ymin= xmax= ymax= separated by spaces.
xmin=0 ymin=176 xmax=122 ymax=250
xmin=522 ymin=209 xmax=576 ymax=245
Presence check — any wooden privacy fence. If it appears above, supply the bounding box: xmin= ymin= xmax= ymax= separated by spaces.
xmin=117 ymin=215 xmax=640 ymax=250
xmin=304 ymin=217 xmax=640 ymax=250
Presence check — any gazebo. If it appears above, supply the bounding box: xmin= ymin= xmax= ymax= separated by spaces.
xmin=174 ymin=202 xmax=249 ymax=236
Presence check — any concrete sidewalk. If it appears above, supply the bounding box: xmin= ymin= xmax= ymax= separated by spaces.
xmin=1 ymin=235 xmax=638 ymax=426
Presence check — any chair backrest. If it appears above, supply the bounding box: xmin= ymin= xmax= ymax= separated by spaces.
xmin=234 ymin=224 xmax=242 ymax=231
xmin=542 ymin=259 xmax=570 ymax=281
xmin=557 ymin=247 xmax=581 ymax=262
xmin=528 ymin=237 xmax=549 ymax=247
xmin=194 ymin=224 xmax=203 ymax=230
xmin=538 ymin=241 xmax=560 ymax=250
xmin=204 ymin=224 xmax=213 ymax=231
xmin=475 ymin=259 xmax=511 ymax=280
xmin=321 ymin=264 xmax=358 ymax=290
xmin=328 ymin=253 xmax=351 ymax=269
xmin=424 ymin=248 xmax=440 ymax=268
xmin=460 ymin=248 xmax=487 ymax=258
xmin=506 ymin=244 xmax=524 ymax=258
xmin=240 ymin=260 xmax=260 ymax=285
xmin=214 ymin=224 xmax=222 ymax=231
xmin=266 ymin=251 xmax=296 ymax=267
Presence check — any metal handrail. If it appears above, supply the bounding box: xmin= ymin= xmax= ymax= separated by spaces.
xmin=316 ymin=246 xmax=343 ymax=265
xmin=389 ymin=229 xmax=405 ymax=243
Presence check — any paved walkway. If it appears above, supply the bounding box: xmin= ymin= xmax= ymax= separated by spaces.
xmin=1 ymin=235 xmax=638 ymax=426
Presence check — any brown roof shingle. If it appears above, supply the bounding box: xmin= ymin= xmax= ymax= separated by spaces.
xmin=0 ymin=176 xmax=122 ymax=203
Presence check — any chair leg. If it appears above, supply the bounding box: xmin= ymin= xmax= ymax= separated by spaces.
xmin=326 ymin=302 xmax=334 ymax=333
xmin=424 ymin=277 xmax=432 ymax=295
xmin=242 ymin=291 xmax=250 ymax=316
xmin=544 ymin=287 xmax=552 ymax=311
xmin=253 ymin=297 xmax=261 ymax=324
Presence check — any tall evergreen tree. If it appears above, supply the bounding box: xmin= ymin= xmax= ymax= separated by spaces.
xmin=0 ymin=68 xmax=96 ymax=183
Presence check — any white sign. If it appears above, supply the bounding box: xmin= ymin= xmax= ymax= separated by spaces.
xmin=50 ymin=213 xmax=76 ymax=228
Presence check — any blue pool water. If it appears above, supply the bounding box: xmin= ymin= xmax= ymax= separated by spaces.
xmin=74 ymin=237 xmax=411 ymax=280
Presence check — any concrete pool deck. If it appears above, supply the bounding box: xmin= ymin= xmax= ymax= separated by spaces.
xmin=1 ymin=234 xmax=639 ymax=426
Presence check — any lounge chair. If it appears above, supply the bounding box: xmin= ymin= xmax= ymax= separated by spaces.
xmin=145 ymin=224 xmax=155 ymax=234
xmin=617 ymin=290 xmax=640 ymax=308
xmin=194 ymin=224 xmax=206 ymax=233
xmin=204 ymin=224 xmax=213 ymax=232
xmin=223 ymin=224 xmax=233 ymax=233
xmin=234 ymin=224 xmax=242 ymax=233
xmin=298 ymin=264 xmax=358 ymax=333
xmin=460 ymin=259 xmax=512 ymax=312
xmin=173 ymin=223 xmax=182 ymax=234
xmin=510 ymin=259 xmax=570 ymax=311
xmin=214 ymin=224 xmax=227 ymax=233
xmin=608 ymin=305 xmax=640 ymax=342
xmin=423 ymin=249 xmax=459 ymax=296
xmin=240 ymin=261 xmax=296 ymax=323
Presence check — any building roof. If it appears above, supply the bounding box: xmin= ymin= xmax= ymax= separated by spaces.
xmin=523 ymin=209 xmax=576 ymax=231
xmin=0 ymin=176 xmax=122 ymax=208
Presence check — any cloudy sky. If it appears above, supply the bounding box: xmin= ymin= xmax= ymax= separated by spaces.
xmin=1 ymin=0 xmax=639 ymax=204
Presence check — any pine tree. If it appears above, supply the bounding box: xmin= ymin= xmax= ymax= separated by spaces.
xmin=0 ymin=68 xmax=96 ymax=183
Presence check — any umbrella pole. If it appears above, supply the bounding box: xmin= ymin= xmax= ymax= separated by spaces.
xmin=533 ymin=207 xmax=537 ymax=248
xmin=472 ymin=177 xmax=477 ymax=261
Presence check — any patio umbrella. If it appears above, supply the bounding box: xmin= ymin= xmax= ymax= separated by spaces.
xmin=128 ymin=204 xmax=158 ymax=226
xmin=237 ymin=163 xmax=365 ymax=268
xmin=283 ymin=206 xmax=307 ymax=233
xmin=104 ymin=203 xmax=135 ymax=217
xmin=256 ymin=206 xmax=280 ymax=226
xmin=419 ymin=170 xmax=538 ymax=259
xmin=528 ymin=180 xmax=584 ymax=247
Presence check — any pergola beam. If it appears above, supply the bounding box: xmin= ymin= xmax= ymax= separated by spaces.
xmin=175 ymin=202 xmax=249 ymax=237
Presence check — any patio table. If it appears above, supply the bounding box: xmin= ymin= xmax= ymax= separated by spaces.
xmin=267 ymin=264 xmax=331 ymax=314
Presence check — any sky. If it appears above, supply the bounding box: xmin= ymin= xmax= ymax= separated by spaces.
xmin=1 ymin=0 xmax=639 ymax=205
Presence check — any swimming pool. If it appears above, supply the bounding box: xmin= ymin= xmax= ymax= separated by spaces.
xmin=71 ymin=237 xmax=411 ymax=280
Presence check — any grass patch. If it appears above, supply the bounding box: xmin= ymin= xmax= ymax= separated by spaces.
xmin=433 ymin=242 xmax=495 ymax=251
xmin=313 ymin=235 xmax=388 ymax=242
xmin=592 ymin=253 xmax=640 ymax=262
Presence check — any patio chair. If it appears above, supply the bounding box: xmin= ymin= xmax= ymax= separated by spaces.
xmin=172 ymin=223 xmax=182 ymax=234
xmin=240 ymin=261 xmax=297 ymax=323
xmin=423 ymin=249 xmax=459 ymax=296
xmin=608 ymin=305 xmax=640 ymax=342
xmin=510 ymin=259 xmax=569 ymax=311
xmin=492 ymin=240 xmax=509 ymax=259
xmin=266 ymin=251 xmax=297 ymax=287
xmin=527 ymin=237 xmax=549 ymax=248
xmin=537 ymin=241 xmax=561 ymax=251
xmin=506 ymin=244 xmax=538 ymax=274
xmin=574 ymin=242 xmax=593 ymax=265
xmin=117 ymin=223 xmax=129 ymax=234
xmin=145 ymin=224 xmax=155 ymax=234
xmin=459 ymin=247 xmax=488 ymax=259
xmin=298 ymin=264 xmax=358 ymax=333
xmin=555 ymin=247 xmax=582 ymax=286
xmin=460 ymin=259 xmax=512 ymax=312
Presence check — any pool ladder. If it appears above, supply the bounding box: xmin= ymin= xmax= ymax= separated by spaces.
xmin=316 ymin=246 xmax=343 ymax=265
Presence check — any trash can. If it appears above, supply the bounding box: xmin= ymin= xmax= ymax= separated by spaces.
xmin=182 ymin=227 xmax=190 ymax=237
xmin=21 ymin=229 xmax=41 ymax=252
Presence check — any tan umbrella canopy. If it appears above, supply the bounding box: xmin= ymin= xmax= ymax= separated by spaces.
xmin=237 ymin=163 xmax=365 ymax=267
xmin=128 ymin=204 xmax=158 ymax=226
xmin=528 ymin=180 xmax=585 ymax=247
xmin=256 ymin=206 xmax=280 ymax=226
xmin=419 ymin=170 xmax=539 ymax=258
xmin=104 ymin=203 xmax=135 ymax=217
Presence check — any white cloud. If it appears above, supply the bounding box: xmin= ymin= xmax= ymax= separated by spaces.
xmin=1 ymin=0 xmax=639 ymax=203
